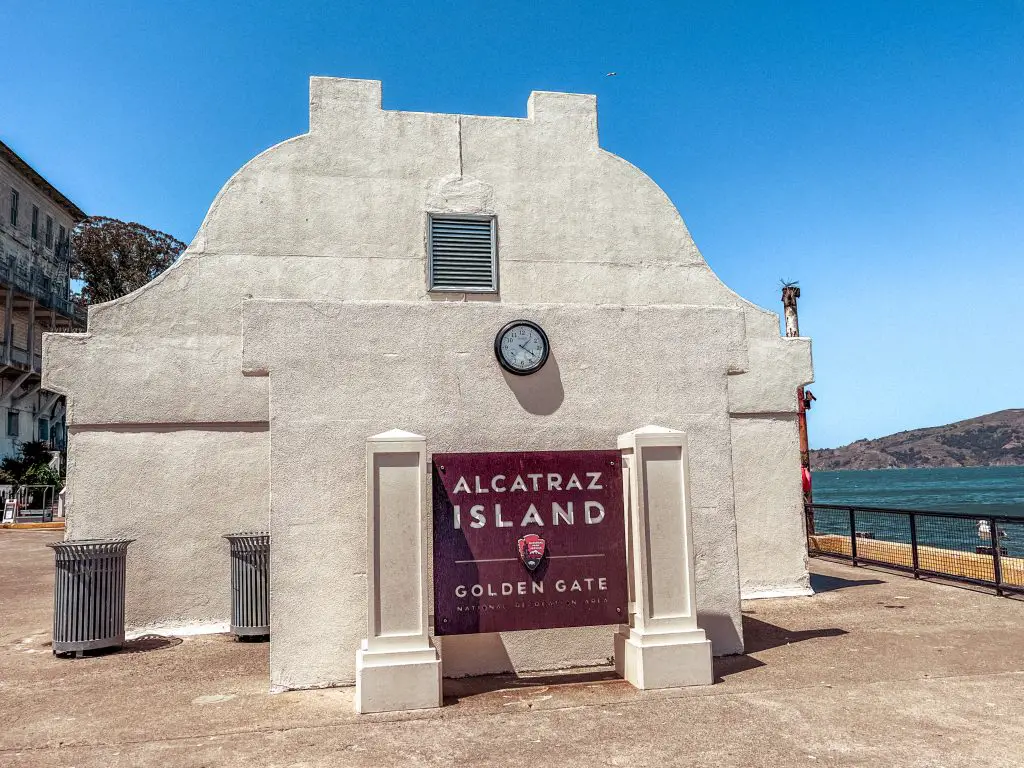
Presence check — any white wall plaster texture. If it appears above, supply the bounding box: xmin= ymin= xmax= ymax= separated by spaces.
xmin=243 ymin=301 xmax=748 ymax=687
xmin=43 ymin=77 xmax=812 ymax=682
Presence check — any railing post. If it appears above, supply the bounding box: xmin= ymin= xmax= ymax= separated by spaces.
xmin=989 ymin=517 xmax=1004 ymax=597
xmin=849 ymin=508 xmax=858 ymax=566
xmin=908 ymin=512 xmax=920 ymax=579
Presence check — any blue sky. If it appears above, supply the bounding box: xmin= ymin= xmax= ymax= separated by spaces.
xmin=3 ymin=1 xmax=1022 ymax=448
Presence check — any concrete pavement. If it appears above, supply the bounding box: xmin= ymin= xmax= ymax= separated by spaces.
xmin=2 ymin=529 xmax=1022 ymax=767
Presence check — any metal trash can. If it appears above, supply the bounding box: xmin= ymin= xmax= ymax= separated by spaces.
xmin=48 ymin=539 xmax=133 ymax=657
xmin=224 ymin=532 xmax=269 ymax=639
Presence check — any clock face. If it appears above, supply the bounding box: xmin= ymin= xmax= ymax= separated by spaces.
xmin=495 ymin=321 xmax=550 ymax=375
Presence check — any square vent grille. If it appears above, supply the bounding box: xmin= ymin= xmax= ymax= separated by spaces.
xmin=427 ymin=215 xmax=497 ymax=292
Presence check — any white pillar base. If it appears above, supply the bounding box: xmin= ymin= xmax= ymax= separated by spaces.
xmin=614 ymin=625 xmax=714 ymax=689
xmin=355 ymin=645 xmax=442 ymax=714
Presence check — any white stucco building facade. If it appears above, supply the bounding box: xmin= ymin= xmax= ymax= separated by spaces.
xmin=44 ymin=78 xmax=812 ymax=691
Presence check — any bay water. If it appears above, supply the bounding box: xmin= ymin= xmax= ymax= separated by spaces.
xmin=810 ymin=466 xmax=1024 ymax=558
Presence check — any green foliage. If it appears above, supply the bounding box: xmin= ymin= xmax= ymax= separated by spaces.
xmin=23 ymin=464 xmax=60 ymax=488
xmin=0 ymin=441 xmax=61 ymax=489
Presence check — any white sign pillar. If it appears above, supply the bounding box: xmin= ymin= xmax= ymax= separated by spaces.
xmin=614 ymin=425 xmax=713 ymax=689
xmin=356 ymin=429 xmax=442 ymax=714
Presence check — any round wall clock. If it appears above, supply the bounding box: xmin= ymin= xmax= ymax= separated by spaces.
xmin=494 ymin=320 xmax=550 ymax=376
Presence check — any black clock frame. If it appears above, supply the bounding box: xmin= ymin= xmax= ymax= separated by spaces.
xmin=494 ymin=320 xmax=550 ymax=376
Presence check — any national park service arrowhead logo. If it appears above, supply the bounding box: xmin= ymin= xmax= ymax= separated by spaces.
xmin=518 ymin=533 xmax=546 ymax=571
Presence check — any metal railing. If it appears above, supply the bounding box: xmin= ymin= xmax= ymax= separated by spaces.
xmin=13 ymin=485 xmax=57 ymax=522
xmin=0 ymin=261 xmax=81 ymax=322
xmin=807 ymin=503 xmax=1024 ymax=597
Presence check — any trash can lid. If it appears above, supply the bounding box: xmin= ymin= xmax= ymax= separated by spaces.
xmin=48 ymin=538 xmax=135 ymax=558
xmin=47 ymin=538 xmax=135 ymax=548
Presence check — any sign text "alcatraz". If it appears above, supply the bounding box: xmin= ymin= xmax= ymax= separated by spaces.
xmin=450 ymin=471 xmax=604 ymax=494
xmin=451 ymin=470 xmax=607 ymax=530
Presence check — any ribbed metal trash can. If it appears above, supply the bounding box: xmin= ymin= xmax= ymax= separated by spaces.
xmin=224 ymin=532 xmax=269 ymax=639
xmin=48 ymin=539 xmax=133 ymax=657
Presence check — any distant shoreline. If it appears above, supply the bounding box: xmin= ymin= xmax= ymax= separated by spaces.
xmin=812 ymin=463 xmax=1024 ymax=472
xmin=809 ymin=408 xmax=1024 ymax=471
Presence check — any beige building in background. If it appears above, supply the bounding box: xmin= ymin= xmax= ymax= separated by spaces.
xmin=45 ymin=78 xmax=813 ymax=691
xmin=0 ymin=141 xmax=85 ymax=458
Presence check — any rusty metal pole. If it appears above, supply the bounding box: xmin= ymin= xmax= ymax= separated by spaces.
xmin=782 ymin=285 xmax=814 ymax=536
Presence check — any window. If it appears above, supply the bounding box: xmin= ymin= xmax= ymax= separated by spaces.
xmin=427 ymin=214 xmax=497 ymax=292
xmin=31 ymin=205 xmax=39 ymax=239
xmin=9 ymin=189 xmax=18 ymax=226
xmin=45 ymin=216 xmax=53 ymax=248
xmin=7 ymin=412 xmax=18 ymax=438
xmin=56 ymin=224 xmax=68 ymax=259
xmin=38 ymin=418 xmax=49 ymax=442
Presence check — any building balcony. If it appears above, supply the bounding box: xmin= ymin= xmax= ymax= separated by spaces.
xmin=0 ymin=263 xmax=83 ymax=327
xmin=6 ymin=347 xmax=43 ymax=374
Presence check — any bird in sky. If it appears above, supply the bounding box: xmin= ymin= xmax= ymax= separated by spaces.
xmin=606 ymin=72 xmax=617 ymax=77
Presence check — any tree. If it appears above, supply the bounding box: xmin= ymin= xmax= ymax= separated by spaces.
xmin=0 ymin=440 xmax=60 ymax=488
xmin=72 ymin=216 xmax=187 ymax=305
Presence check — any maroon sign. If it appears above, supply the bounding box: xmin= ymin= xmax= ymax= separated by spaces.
xmin=432 ymin=450 xmax=628 ymax=635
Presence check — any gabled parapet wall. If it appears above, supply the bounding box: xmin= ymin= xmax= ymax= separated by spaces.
xmin=42 ymin=77 xmax=812 ymax=677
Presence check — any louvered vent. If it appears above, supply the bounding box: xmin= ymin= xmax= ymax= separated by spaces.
xmin=428 ymin=215 xmax=497 ymax=292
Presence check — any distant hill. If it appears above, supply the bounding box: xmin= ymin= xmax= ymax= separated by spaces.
xmin=810 ymin=409 xmax=1024 ymax=471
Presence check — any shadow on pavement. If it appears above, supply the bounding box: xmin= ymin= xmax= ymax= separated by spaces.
xmin=120 ymin=634 xmax=184 ymax=654
xmin=810 ymin=573 xmax=885 ymax=593
xmin=714 ymin=615 xmax=848 ymax=680
xmin=445 ymin=615 xmax=851 ymax=694
xmin=51 ymin=634 xmax=183 ymax=659
xmin=741 ymin=615 xmax=847 ymax=654
xmin=713 ymin=653 xmax=765 ymax=682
